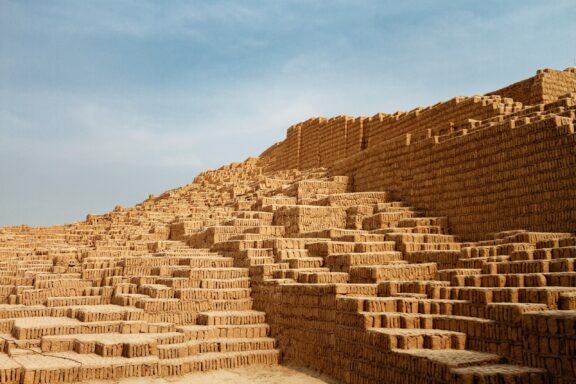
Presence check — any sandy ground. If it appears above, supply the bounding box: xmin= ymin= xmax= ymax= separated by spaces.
xmin=86 ymin=365 xmax=339 ymax=384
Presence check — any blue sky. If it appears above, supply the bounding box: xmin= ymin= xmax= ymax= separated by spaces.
xmin=1 ymin=1 xmax=575 ymax=226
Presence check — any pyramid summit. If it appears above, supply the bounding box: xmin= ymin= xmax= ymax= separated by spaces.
xmin=0 ymin=67 xmax=575 ymax=383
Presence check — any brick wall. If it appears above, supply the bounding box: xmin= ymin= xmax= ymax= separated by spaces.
xmin=258 ymin=68 xmax=576 ymax=240
xmin=331 ymin=115 xmax=576 ymax=241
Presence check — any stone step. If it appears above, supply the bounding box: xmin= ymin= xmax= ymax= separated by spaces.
xmin=196 ymin=311 xmax=266 ymax=326
xmin=536 ymin=237 xmax=576 ymax=249
xmin=211 ymin=298 xmax=254 ymax=312
xmin=157 ymin=337 xmax=276 ymax=359
xmin=11 ymin=317 xmax=175 ymax=340
xmin=68 ymin=305 xmax=145 ymax=322
xmin=514 ymin=246 xmax=576 ymax=261
xmin=176 ymin=323 xmax=270 ymax=340
xmin=457 ymin=255 xmax=510 ymax=269
xmin=16 ymin=288 xmax=107 ymax=306
xmin=174 ymin=256 xmax=235 ymax=268
xmin=395 ymin=349 xmax=502 ymax=378
xmin=435 ymin=268 xmax=481 ymax=282
xmin=174 ymin=288 xmax=251 ymax=301
xmin=386 ymin=233 xmax=459 ymax=244
xmin=274 ymin=249 xmax=310 ymax=261
xmin=273 ymin=268 xmax=330 ymax=280
xmin=0 ymin=353 xmax=21 ymax=383
xmin=350 ymin=263 xmax=438 ymax=283
xmin=372 ymin=225 xmax=447 ymax=235
xmin=138 ymin=284 xmax=174 ymax=299
xmin=234 ymin=211 xmax=274 ymax=221
xmin=111 ymin=294 xmax=150 ymax=307
xmin=342 ymin=296 xmax=469 ymax=316
xmin=449 ymin=364 xmax=548 ymax=384
xmin=297 ymin=272 xmax=349 ymax=284
xmin=223 ymin=218 xmax=271 ymax=227
xmin=312 ymin=192 xmax=389 ymax=207
xmin=243 ymin=226 xmax=285 ymax=236
xmin=40 ymin=332 xmax=185 ymax=353
xmin=286 ymin=257 xmax=324 ymax=269
xmin=374 ymin=204 xmax=415 ymax=213
xmin=305 ymin=241 xmax=356 ymax=257
xmin=135 ymin=298 xmax=211 ymax=312
xmin=227 ymin=234 xmax=275 ymax=241
xmin=353 ymin=241 xmax=396 ymax=252
xmin=0 ymin=305 xmax=51 ymax=320
xmin=363 ymin=211 xmax=421 ymax=230
xmin=262 ymin=238 xmax=311 ymax=250
xmin=45 ymin=296 xmax=107 ymax=307
xmin=172 ymin=268 xmax=249 ymax=280
xmin=233 ymin=248 xmax=275 ymax=258
xmin=326 ymin=251 xmax=403 ymax=268
xmin=325 ymin=252 xmax=407 ymax=273
xmin=484 ymin=303 xmax=548 ymax=323
xmin=438 ymin=286 xmax=576 ymax=308
xmin=397 ymin=217 xmax=448 ymax=228
xmin=155 ymin=277 xmax=250 ymax=289
xmin=404 ymin=250 xmax=460 ymax=269
xmin=13 ymin=352 xmax=159 ymax=383
xmin=333 ymin=234 xmax=387 ymax=243
xmin=453 ymin=271 xmax=576 ymax=288
xmin=482 ymin=259 xmax=551 ymax=274
xmin=357 ymin=311 xmax=436 ymax=329
xmin=211 ymin=240 xmax=263 ymax=252
xmin=399 ymin=242 xmax=462 ymax=252
xmin=158 ymin=349 xmax=280 ymax=376
xmin=248 ymin=263 xmax=289 ymax=281
xmin=300 ymin=229 xmax=368 ymax=240
xmin=235 ymin=257 xmax=275 ymax=268
xmin=367 ymin=328 xmax=466 ymax=350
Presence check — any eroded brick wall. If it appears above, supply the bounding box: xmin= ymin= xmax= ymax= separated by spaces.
xmin=261 ymin=96 xmax=520 ymax=173
xmin=331 ymin=115 xmax=576 ymax=241
xmin=258 ymin=68 xmax=576 ymax=240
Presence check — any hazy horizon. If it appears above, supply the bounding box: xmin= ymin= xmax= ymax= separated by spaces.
xmin=1 ymin=1 xmax=575 ymax=226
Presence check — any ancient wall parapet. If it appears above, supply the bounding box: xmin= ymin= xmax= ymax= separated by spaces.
xmin=487 ymin=67 xmax=576 ymax=105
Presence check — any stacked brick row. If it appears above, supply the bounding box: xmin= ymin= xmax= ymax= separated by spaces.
xmin=522 ymin=310 xmax=576 ymax=383
xmin=251 ymin=281 xmax=552 ymax=384
xmin=489 ymin=67 xmax=576 ymax=105
xmin=365 ymin=96 xmax=522 ymax=149
xmin=273 ymin=205 xmax=346 ymax=235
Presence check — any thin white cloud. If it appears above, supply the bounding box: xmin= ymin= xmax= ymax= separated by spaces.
xmin=0 ymin=110 xmax=29 ymax=130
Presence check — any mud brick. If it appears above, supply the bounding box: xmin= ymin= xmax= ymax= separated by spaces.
xmin=350 ymin=263 xmax=438 ymax=283
xmin=305 ymin=241 xmax=357 ymax=256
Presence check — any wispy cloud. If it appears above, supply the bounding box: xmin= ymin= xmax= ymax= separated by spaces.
xmin=1 ymin=0 xmax=575 ymax=225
